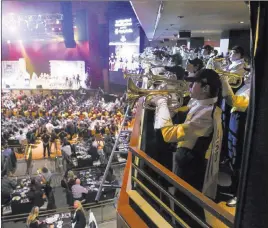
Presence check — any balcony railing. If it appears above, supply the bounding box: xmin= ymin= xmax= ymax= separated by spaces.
xmin=117 ymin=99 xmax=235 ymax=227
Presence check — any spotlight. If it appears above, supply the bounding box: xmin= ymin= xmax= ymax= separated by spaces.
xmin=10 ymin=27 xmax=17 ymax=32
xmin=240 ymin=21 xmax=244 ymax=24
xmin=18 ymin=40 xmax=22 ymax=43
xmin=56 ymin=20 xmax=60 ymax=24
xmin=52 ymin=27 xmax=55 ymax=31
xmin=7 ymin=40 xmax=11 ymax=44
xmin=59 ymin=28 xmax=61 ymax=31
xmin=73 ymin=26 xmax=77 ymax=29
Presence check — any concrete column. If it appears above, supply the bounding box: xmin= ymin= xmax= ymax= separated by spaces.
xmin=220 ymin=31 xmax=230 ymax=56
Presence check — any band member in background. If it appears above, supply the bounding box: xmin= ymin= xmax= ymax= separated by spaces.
xmin=221 ymin=46 xmax=246 ymax=165
xmin=223 ymin=46 xmax=246 ymax=90
xmin=201 ymin=45 xmax=214 ymax=67
xmin=152 ymin=69 xmax=222 ymax=226
xmin=185 ymin=58 xmax=204 ymax=77
xmin=221 ymin=67 xmax=251 ymax=207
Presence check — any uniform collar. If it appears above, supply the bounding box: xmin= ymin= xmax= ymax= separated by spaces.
xmin=231 ymin=58 xmax=244 ymax=66
xmin=196 ymin=97 xmax=218 ymax=106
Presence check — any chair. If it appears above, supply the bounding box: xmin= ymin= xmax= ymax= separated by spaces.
xmin=2 ymin=205 xmax=12 ymax=215
xmin=40 ymin=200 xmax=48 ymax=211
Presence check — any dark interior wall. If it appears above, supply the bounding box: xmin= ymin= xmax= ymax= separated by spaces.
xmin=229 ymin=29 xmax=250 ymax=58
xmin=140 ymin=27 xmax=149 ymax=53
xmin=190 ymin=37 xmax=204 ymax=49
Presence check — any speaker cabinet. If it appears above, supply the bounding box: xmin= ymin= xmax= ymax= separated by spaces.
xmin=75 ymin=9 xmax=88 ymax=41
xmin=61 ymin=2 xmax=76 ymax=48
xmin=179 ymin=31 xmax=191 ymax=38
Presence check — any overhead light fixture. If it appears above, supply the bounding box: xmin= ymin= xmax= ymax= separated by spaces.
xmin=177 ymin=16 xmax=184 ymax=19
xmin=240 ymin=21 xmax=244 ymax=24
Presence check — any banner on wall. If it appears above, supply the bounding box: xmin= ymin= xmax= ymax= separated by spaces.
xmin=109 ymin=17 xmax=140 ymax=86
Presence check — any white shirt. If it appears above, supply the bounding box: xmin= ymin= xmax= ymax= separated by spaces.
xmin=46 ymin=123 xmax=54 ymax=134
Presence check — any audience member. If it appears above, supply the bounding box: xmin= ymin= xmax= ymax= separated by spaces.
xmin=71 ymin=179 xmax=88 ymax=201
xmin=72 ymin=200 xmax=87 ymax=228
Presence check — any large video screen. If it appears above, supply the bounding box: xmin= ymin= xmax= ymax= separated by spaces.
xmin=109 ymin=17 xmax=140 ymax=86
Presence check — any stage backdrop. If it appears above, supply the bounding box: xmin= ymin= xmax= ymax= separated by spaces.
xmin=2 ymin=41 xmax=89 ymax=75
xmin=1 ymin=40 xmax=90 ymax=89
xmin=2 ymin=59 xmax=27 ymax=88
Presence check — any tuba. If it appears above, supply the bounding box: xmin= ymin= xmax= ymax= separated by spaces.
xmin=127 ymin=78 xmax=189 ymax=110
xmin=215 ymin=69 xmax=243 ymax=88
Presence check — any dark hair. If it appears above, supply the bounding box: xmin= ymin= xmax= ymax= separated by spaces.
xmin=195 ymin=69 xmax=221 ymax=98
xmin=42 ymin=167 xmax=48 ymax=173
xmin=231 ymin=46 xmax=245 ymax=57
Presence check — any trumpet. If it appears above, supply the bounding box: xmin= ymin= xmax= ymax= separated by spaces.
xmin=127 ymin=78 xmax=189 ymax=110
xmin=215 ymin=69 xmax=243 ymax=88
xmin=207 ymin=57 xmax=229 ymax=70
xmin=149 ymin=74 xmax=188 ymax=89
xmin=124 ymin=72 xmax=188 ymax=90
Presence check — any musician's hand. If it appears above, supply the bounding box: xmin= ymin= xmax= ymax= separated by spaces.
xmin=219 ymin=75 xmax=229 ymax=82
xmin=150 ymin=95 xmax=168 ymax=106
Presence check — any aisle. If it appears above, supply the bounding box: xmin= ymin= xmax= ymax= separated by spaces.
xmin=15 ymin=140 xmax=63 ymax=160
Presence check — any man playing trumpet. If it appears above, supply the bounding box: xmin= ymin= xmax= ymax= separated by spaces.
xmin=152 ymin=69 xmax=223 ymax=226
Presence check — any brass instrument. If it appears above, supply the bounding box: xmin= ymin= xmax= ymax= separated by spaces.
xmin=124 ymin=72 xmax=188 ymax=90
xmin=207 ymin=57 xmax=227 ymax=70
xmin=215 ymin=69 xmax=243 ymax=89
xmin=127 ymin=78 xmax=188 ymax=110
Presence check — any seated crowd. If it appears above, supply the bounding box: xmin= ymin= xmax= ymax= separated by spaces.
xmin=1 ymin=91 xmax=132 ymax=159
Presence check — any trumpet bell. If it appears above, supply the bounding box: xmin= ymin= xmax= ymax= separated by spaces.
xmin=215 ymin=69 xmax=243 ymax=88
xmin=127 ymin=78 xmax=185 ymax=110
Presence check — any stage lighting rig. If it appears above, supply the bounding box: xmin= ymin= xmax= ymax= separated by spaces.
xmin=3 ymin=13 xmax=64 ymax=40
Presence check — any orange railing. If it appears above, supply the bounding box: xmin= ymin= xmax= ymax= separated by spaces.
xmin=117 ymin=99 xmax=148 ymax=228
xmin=117 ymin=100 xmax=235 ymax=227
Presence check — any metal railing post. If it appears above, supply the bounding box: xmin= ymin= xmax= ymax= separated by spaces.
xmin=95 ymin=105 xmax=130 ymax=201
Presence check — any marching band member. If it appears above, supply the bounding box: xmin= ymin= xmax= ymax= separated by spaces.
xmin=201 ymin=45 xmax=214 ymax=67
xmin=153 ymin=69 xmax=222 ymax=226
xmin=221 ymin=46 xmax=247 ymax=165
xmin=221 ymin=67 xmax=251 ymax=207
xmin=186 ymin=58 xmax=204 ymax=77
xmin=223 ymin=46 xmax=246 ymax=90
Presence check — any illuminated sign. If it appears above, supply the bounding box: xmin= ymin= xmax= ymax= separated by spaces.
xmin=114 ymin=18 xmax=133 ymax=35
xmin=115 ymin=18 xmax=132 ymax=27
